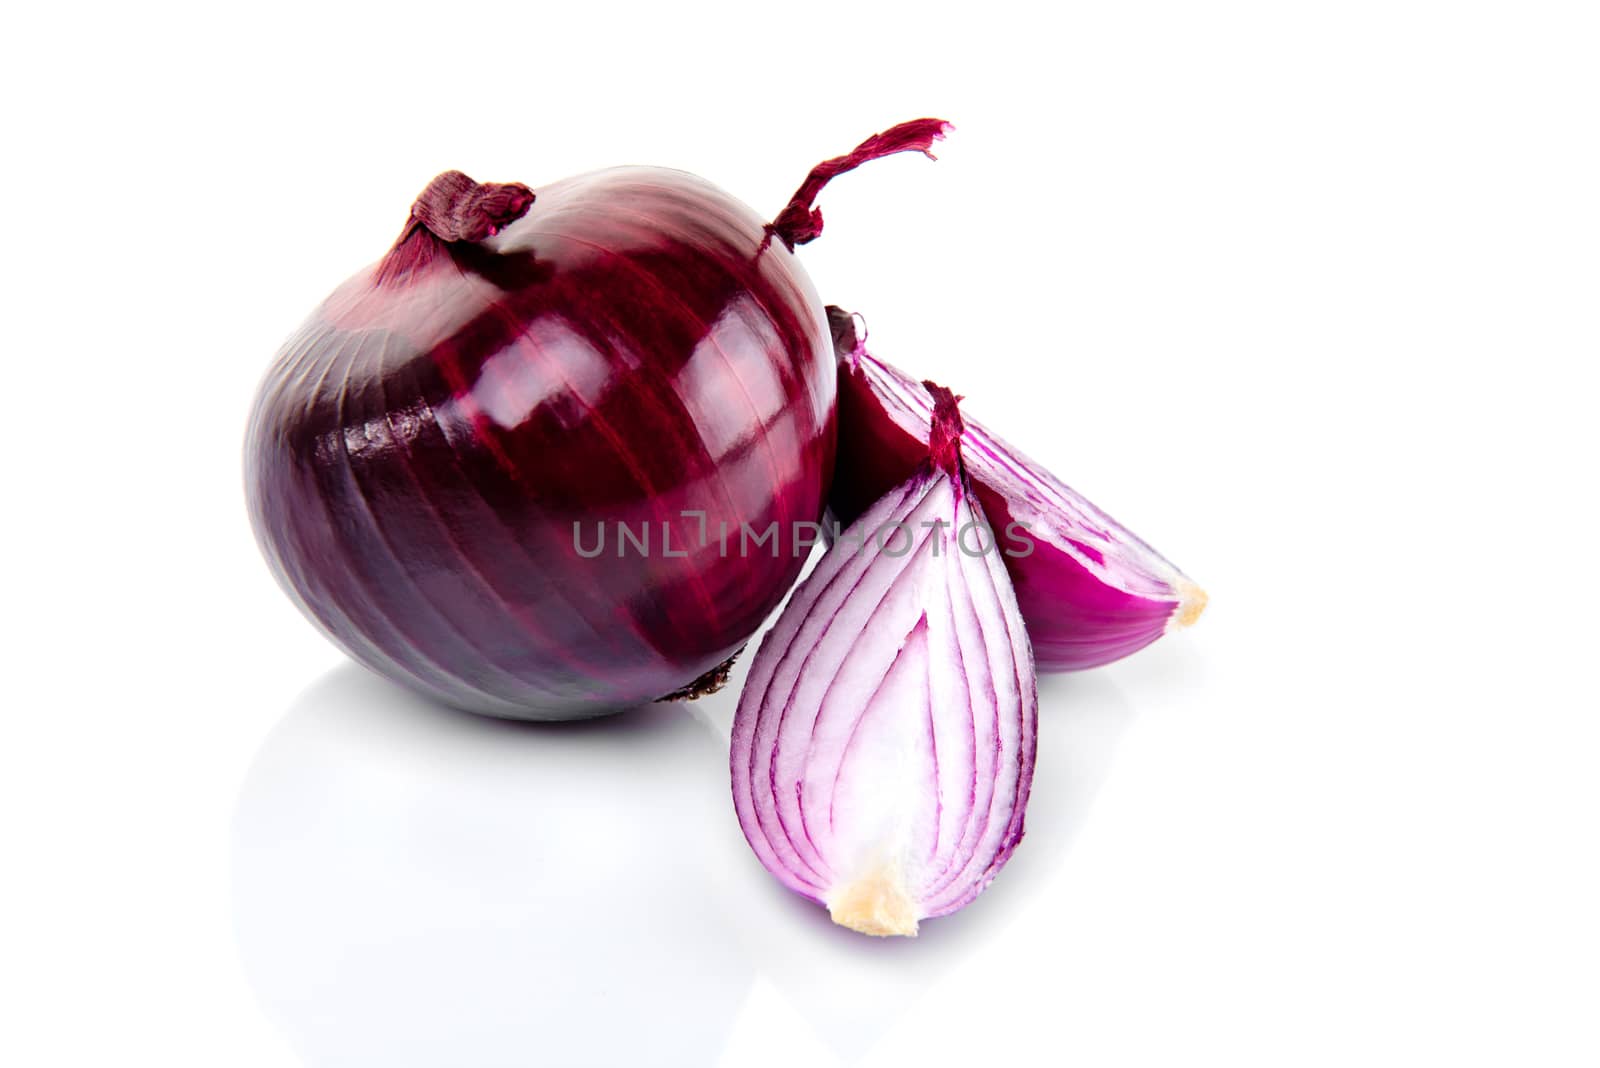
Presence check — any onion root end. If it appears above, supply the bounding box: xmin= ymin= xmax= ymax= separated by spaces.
xmin=1171 ymin=580 xmax=1209 ymax=630
xmin=827 ymin=867 xmax=921 ymax=937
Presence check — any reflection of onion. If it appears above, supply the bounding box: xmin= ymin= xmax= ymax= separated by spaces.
xmin=231 ymin=667 xmax=750 ymax=1067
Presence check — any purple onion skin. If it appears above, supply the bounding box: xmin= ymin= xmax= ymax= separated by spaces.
xmin=246 ymin=167 xmax=836 ymax=719
xmin=830 ymin=337 xmax=1198 ymax=672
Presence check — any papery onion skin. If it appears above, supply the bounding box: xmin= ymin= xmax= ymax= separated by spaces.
xmin=731 ymin=384 xmax=1037 ymax=937
xmin=245 ymin=167 xmax=837 ymax=719
xmin=827 ymin=309 xmax=1206 ymax=672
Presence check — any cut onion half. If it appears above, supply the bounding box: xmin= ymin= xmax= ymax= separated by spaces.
xmin=731 ymin=385 xmax=1037 ymax=937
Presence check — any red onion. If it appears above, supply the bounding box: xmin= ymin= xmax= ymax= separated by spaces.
xmin=827 ymin=309 xmax=1207 ymax=672
xmin=731 ymin=385 xmax=1037 ymax=937
xmin=244 ymin=120 xmax=949 ymax=719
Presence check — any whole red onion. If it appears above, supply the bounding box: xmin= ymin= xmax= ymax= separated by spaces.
xmin=245 ymin=121 xmax=949 ymax=719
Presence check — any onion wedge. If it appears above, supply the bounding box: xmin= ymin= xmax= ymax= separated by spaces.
xmin=731 ymin=384 xmax=1037 ymax=937
xmin=828 ymin=307 xmax=1206 ymax=672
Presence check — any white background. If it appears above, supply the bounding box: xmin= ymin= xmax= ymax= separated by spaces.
xmin=3 ymin=1 xmax=1597 ymax=1065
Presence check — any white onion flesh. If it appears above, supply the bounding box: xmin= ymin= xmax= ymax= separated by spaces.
xmin=730 ymin=410 xmax=1038 ymax=937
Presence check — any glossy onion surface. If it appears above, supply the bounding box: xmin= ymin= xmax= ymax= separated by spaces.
xmin=246 ymin=168 xmax=836 ymax=718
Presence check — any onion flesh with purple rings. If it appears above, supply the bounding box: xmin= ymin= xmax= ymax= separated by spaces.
xmin=731 ymin=384 xmax=1037 ymax=937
